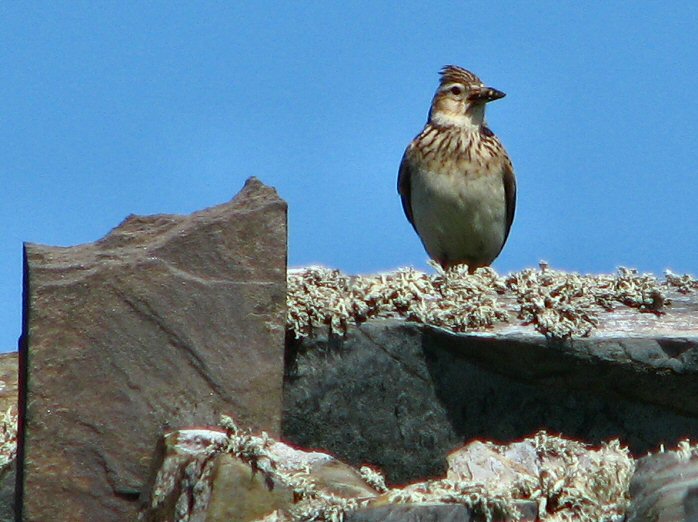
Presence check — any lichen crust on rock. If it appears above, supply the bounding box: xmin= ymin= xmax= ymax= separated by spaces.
xmin=288 ymin=263 xmax=696 ymax=340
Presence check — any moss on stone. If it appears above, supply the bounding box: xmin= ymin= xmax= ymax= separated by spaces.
xmin=288 ymin=264 xmax=689 ymax=340
xmin=0 ymin=407 xmax=17 ymax=472
xmin=218 ymin=416 xmax=637 ymax=522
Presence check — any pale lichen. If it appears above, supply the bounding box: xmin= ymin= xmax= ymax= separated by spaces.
xmin=359 ymin=465 xmax=388 ymax=493
xmin=674 ymin=439 xmax=698 ymax=461
xmin=0 ymin=407 xmax=17 ymax=471
xmin=288 ymin=264 xmax=685 ymax=340
xmin=387 ymin=479 xmax=519 ymax=521
xmin=506 ymin=265 xmax=666 ymax=338
xmin=215 ymin=416 xmax=637 ymax=522
xmin=506 ymin=266 xmax=601 ymax=338
xmin=524 ymin=431 xmax=634 ymax=521
xmin=287 ymin=264 xmax=509 ymax=339
xmin=220 ymin=415 xmax=372 ymax=522
xmin=665 ymin=270 xmax=698 ymax=294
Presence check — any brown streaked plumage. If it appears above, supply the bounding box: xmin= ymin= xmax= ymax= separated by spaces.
xmin=398 ymin=65 xmax=516 ymax=272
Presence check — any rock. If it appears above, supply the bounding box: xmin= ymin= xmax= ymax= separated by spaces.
xmin=139 ymin=428 xmax=230 ymax=521
xmin=283 ymin=319 xmax=698 ymax=485
xmin=447 ymin=435 xmax=631 ymax=520
xmin=140 ymin=428 xmax=293 ymax=522
xmin=447 ymin=440 xmax=538 ymax=484
xmin=207 ymin=454 xmax=292 ymax=521
xmin=138 ymin=423 xmax=379 ymax=521
xmin=0 ymin=353 xmax=17 ymax=416
xmin=308 ymin=460 xmax=378 ymax=499
xmin=287 ymin=265 xmax=698 ymax=341
xmin=0 ymin=353 xmax=17 ymax=522
xmin=346 ymin=504 xmax=480 ymax=522
xmin=347 ymin=501 xmax=540 ymax=522
xmin=0 ymin=460 xmax=15 ymax=522
xmin=627 ymin=446 xmax=698 ymax=522
xmin=283 ymin=320 xmax=456 ymax=485
xmin=19 ymin=178 xmax=287 ymax=522
xmin=139 ymin=420 xmax=640 ymax=521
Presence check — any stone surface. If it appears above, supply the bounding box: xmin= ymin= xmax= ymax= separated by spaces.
xmin=0 ymin=353 xmax=18 ymax=522
xmin=308 ymin=459 xmax=378 ymax=499
xmin=347 ymin=501 xmax=540 ymax=522
xmin=138 ymin=425 xmax=379 ymax=521
xmin=287 ymin=265 xmax=698 ymax=340
xmin=346 ymin=504 xmax=482 ymax=522
xmin=447 ymin=440 xmax=538 ymax=484
xmin=446 ymin=436 xmax=631 ymax=520
xmin=0 ymin=353 xmax=17 ymax=416
xmin=0 ymin=461 xmax=14 ymax=522
xmin=627 ymin=448 xmax=698 ymax=522
xmin=135 ymin=422 xmax=637 ymax=521
xmin=19 ymin=177 xmax=287 ymax=522
xmin=207 ymin=454 xmax=292 ymax=521
xmin=139 ymin=428 xmax=293 ymax=522
xmin=283 ymin=319 xmax=698 ymax=485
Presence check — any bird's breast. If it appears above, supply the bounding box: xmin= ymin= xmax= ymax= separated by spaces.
xmin=409 ymin=158 xmax=508 ymax=266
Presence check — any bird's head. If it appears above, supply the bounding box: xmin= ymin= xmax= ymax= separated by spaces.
xmin=428 ymin=65 xmax=505 ymax=129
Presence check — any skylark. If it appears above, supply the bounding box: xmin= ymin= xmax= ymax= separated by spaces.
xmin=398 ymin=65 xmax=516 ymax=272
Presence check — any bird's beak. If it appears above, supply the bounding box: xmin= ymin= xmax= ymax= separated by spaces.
xmin=468 ymin=86 xmax=506 ymax=103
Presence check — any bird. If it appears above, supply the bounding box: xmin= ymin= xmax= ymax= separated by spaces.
xmin=398 ymin=65 xmax=516 ymax=273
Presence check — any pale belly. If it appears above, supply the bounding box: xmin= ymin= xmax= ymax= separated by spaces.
xmin=410 ymin=167 xmax=507 ymax=268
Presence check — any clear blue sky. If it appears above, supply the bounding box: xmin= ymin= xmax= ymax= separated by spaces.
xmin=2 ymin=3 xmax=697 ymax=351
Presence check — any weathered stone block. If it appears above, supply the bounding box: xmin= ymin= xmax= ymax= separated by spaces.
xmin=19 ymin=177 xmax=287 ymax=521
xmin=283 ymin=319 xmax=698 ymax=485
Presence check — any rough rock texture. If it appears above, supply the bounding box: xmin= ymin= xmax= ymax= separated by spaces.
xmin=287 ymin=265 xmax=698 ymax=340
xmin=139 ymin=428 xmax=295 ymax=522
xmin=0 ymin=354 xmax=17 ymax=522
xmin=627 ymin=444 xmax=698 ymax=522
xmin=140 ymin=421 xmax=634 ymax=521
xmin=345 ymin=504 xmax=493 ymax=521
xmin=283 ymin=318 xmax=698 ymax=485
xmin=0 ymin=353 xmax=17 ymax=416
xmin=19 ymin=178 xmax=287 ymax=522
xmin=0 ymin=461 xmax=14 ymax=522
xmin=138 ymin=422 xmax=380 ymax=521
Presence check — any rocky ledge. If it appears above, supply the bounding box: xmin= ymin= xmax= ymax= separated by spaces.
xmin=287 ymin=264 xmax=698 ymax=340
xmin=138 ymin=417 xmax=698 ymax=522
xmin=280 ymin=265 xmax=698 ymax=521
xmin=139 ymin=417 xmax=628 ymax=521
xmin=284 ymin=266 xmax=698 ymax=482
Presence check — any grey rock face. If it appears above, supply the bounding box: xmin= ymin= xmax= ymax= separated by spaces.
xmin=283 ymin=319 xmax=698 ymax=485
xmin=346 ymin=504 xmax=480 ymax=522
xmin=0 ymin=461 xmax=14 ymax=522
xmin=347 ymin=502 xmax=540 ymax=522
xmin=284 ymin=321 xmax=458 ymax=484
xmin=627 ymin=450 xmax=698 ymax=522
xmin=19 ymin=178 xmax=287 ymax=522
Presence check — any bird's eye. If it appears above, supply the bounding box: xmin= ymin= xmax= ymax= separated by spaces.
xmin=450 ymin=86 xmax=462 ymax=95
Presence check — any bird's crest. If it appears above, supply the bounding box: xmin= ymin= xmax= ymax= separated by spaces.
xmin=439 ymin=65 xmax=482 ymax=87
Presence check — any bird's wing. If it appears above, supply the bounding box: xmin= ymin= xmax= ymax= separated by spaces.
xmin=502 ymin=161 xmax=517 ymax=245
xmin=397 ymin=150 xmax=417 ymax=230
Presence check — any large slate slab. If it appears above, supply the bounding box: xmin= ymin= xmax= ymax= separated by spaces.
xmin=283 ymin=319 xmax=698 ymax=485
xmin=18 ymin=177 xmax=287 ymax=522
